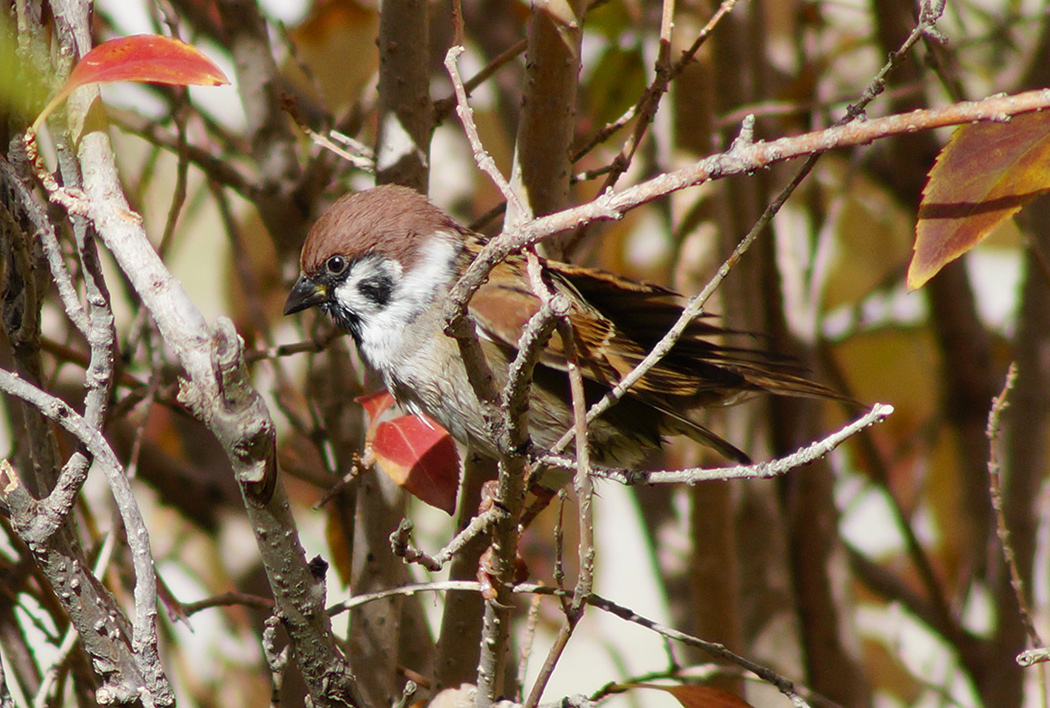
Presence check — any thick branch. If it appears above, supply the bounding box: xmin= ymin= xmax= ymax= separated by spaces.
xmin=41 ymin=7 xmax=360 ymax=705
xmin=506 ymin=0 xmax=586 ymax=232
xmin=375 ymin=0 xmax=433 ymax=189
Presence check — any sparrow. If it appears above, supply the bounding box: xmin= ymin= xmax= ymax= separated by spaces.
xmin=284 ymin=185 xmax=838 ymax=469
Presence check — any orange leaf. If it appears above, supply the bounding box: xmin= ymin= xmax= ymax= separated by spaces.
xmin=908 ymin=111 xmax=1050 ymax=289
xmin=324 ymin=508 xmax=353 ymax=586
xmin=372 ymin=415 xmax=460 ymax=514
xmin=627 ymin=684 xmax=755 ymax=708
xmin=31 ymin=35 xmax=229 ymax=134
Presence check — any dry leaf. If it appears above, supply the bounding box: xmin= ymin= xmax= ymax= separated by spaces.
xmin=908 ymin=111 xmax=1050 ymax=289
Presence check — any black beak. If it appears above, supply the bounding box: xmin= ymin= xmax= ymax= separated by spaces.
xmin=284 ymin=276 xmax=328 ymax=315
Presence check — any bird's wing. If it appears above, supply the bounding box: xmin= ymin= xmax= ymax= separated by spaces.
xmin=468 ymin=255 xmax=747 ymax=401
xmin=466 ymin=245 xmax=845 ymax=404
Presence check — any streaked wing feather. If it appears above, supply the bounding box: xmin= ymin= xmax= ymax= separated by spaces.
xmin=466 ymin=244 xmax=843 ymax=409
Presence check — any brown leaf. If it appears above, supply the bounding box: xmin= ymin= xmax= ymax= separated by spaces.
xmin=908 ymin=110 xmax=1050 ymax=289
xmin=372 ymin=414 xmax=460 ymax=515
xmin=32 ymin=35 xmax=229 ymax=133
xmin=626 ymin=683 xmax=756 ymax=708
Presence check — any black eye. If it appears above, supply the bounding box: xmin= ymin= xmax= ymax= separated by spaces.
xmin=325 ymin=255 xmax=348 ymax=276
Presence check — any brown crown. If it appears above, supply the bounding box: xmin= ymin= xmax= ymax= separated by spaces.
xmin=300 ymin=185 xmax=466 ymax=275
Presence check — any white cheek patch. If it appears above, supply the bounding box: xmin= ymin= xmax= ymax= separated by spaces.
xmin=394 ymin=236 xmax=460 ymax=313
xmin=332 ymin=257 xmax=403 ymax=318
xmin=356 ymin=236 xmax=461 ymax=371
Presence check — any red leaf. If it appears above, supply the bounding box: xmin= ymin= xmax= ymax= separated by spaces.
xmin=627 ymin=684 xmax=756 ymax=708
xmin=31 ymin=35 xmax=229 ymax=134
xmin=908 ymin=111 xmax=1050 ymax=289
xmin=67 ymin=35 xmax=229 ymax=90
xmin=355 ymin=390 xmax=397 ymax=421
xmin=372 ymin=415 xmax=460 ymax=515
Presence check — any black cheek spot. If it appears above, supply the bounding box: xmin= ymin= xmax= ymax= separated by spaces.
xmin=357 ymin=274 xmax=394 ymax=307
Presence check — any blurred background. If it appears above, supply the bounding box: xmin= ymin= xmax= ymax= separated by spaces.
xmin=1 ymin=0 xmax=1047 ymax=707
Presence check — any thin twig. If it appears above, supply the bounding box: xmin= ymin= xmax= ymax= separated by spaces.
xmin=525 ymin=623 xmax=575 ymax=708
xmin=155 ymin=91 xmax=190 ymax=258
xmin=390 ymin=511 xmax=504 ymax=572
xmin=517 ymin=592 xmax=543 ymax=701
xmin=304 ymin=126 xmax=376 ymax=172
xmin=1018 ymin=649 xmax=1050 ymax=667
xmin=328 ymin=580 xmax=818 ymax=707
xmin=244 ymin=330 xmax=343 ymax=363
xmin=501 ymin=293 xmax=566 ymax=454
xmin=519 ymin=252 xmax=593 ymax=708
xmin=0 ymin=370 xmax=163 ymax=698
xmin=564 ymin=323 xmax=594 ymax=618
xmin=434 ymin=39 xmax=528 ymax=121
xmin=541 ymin=403 xmax=894 ymax=485
xmin=819 ymin=347 xmax=961 ymax=645
xmin=181 ymin=592 xmax=277 ymax=616
xmin=30 ymin=626 xmax=80 ymax=708
xmin=444 ymin=45 xmax=529 ymax=221
xmin=446 ymin=64 xmax=1046 ymax=334
xmin=576 ymin=591 xmax=814 ymax=707
xmin=0 ymin=156 xmax=88 ymax=335
xmin=569 ymin=0 xmax=741 ymax=166
xmin=313 ymin=453 xmax=370 ymax=509
xmin=986 ymin=364 xmax=1046 ymax=655
xmin=109 ymin=109 xmax=258 ymax=201
xmin=445 ymin=43 xmax=554 ymax=705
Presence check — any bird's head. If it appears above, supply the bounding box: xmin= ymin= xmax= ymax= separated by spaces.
xmin=284 ymin=185 xmax=467 ymax=341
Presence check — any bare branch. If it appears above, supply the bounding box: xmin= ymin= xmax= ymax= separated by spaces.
xmin=181 ymin=592 xmax=276 ymax=617
xmin=987 ymin=364 xmax=1045 ymax=651
xmin=375 ymin=0 xmax=432 ymax=190
xmin=391 ymin=509 xmax=503 ymax=572
xmin=0 ymin=367 xmax=166 ymax=699
xmin=570 ymin=0 xmax=742 ymax=167
xmin=539 ymin=403 xmax=894 ymax=484
xmin=1018 ymin=649 xmax=1050 ymax=667
xmin=331 ymin=580 xmax=819 ymax=707
xmin=38 ymin=6 xmax=360 ymax=703
xmin=505 ymin=0 xmax=586 ymax=232
xmin=445 ymin=46 xmax=527 ymax=219
xmin=445 ymin=87 xmax=1050 ymax=327
xmin=434 ymin=39 xmax=528 ymax=121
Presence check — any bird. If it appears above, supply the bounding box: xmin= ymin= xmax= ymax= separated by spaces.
xmin=284 ymin=184 xmax=840 ymax=472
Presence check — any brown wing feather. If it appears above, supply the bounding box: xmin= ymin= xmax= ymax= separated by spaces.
xmin=464 ymin=240 xmax=844 ymax=460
